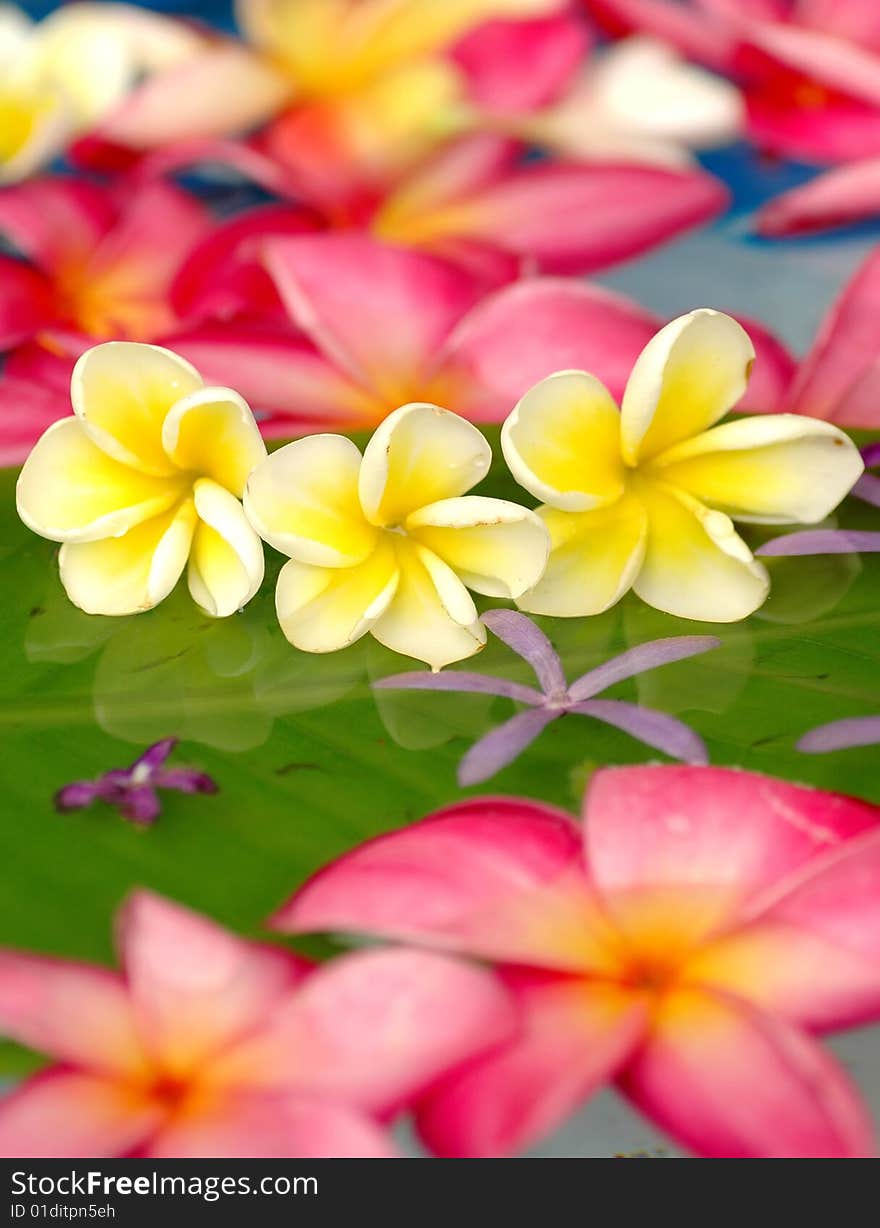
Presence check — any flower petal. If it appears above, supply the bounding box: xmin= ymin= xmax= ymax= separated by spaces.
xmin=583 ymin=765 xmax=880 ymax=927
xmin=0 ymin=954 xmax=146 ymax=1076
xmin=620 ymin=309 xmax=755 ymax=465
xmin=264 ymin=234 xmax=483 ymax=398
xmin=274 ymin=539 xmax=399 ymax=654
xmin=799 ymin=715 xmax=880 ymax=752
xmin=438 ymin=277 xmax=659 ymax=421
xmin=119 ymin=890 xmax=307 ymax=1078
xmin=455 ymin=13 xmax=588 ymax=113
xmin=633 ymin=480 xmax=769 ymax=622
xmin=372 ymin=539 xmax=485 ymax=670
xmin=784 ymin=247 xmax=880 ymax=430
xmin=71 ymin=341 xmax=203 ymax=476
xmin=359 ymin=403 xmax=491 ymax=528
xmin=146 ymin=1092 xmax=396 ymax=1158
xmin=757 ymin=529 xmax=880 ymax=556
xmin=501 ymin=370 xmax=625 ymax=511
xmin=276 ymin=796 xmax=616 ymax=974
xmin=481 ymin=608 xmax=566 ymax=695
xmin=620 ymin=988 xmax=875 ymax=1157
xmin=161 ymin=385 xmax=266 ymax=499
xmin=0 ymin=1070 xmax=162 ymax=1160
xmin=245 ymin=436 xmax=378 ymax=567
xmin=570 ymin=698 xmax=709 ymax=764
xmin=373 ymin=668 xmax=542 ymax=704
xmin=568 ymin=635 xmax=720 ymax=701
xmin=0 ymin=175 xmax=116 ymax=270
xmin=517 ymin=494 xmax=648 ymax=617
xmin=211 ymin=948 xmax=516 ymax=1116
xmin=756 ymin=157 xmax=880 ymax=239
xmin=406 ymin=496 xmax=549 ymax=598
xmin=458 ymin=707 xmax=558 ymax=785
xmin=0 ymin=255 xmax=54 ymax=347
xmin=16 ymin=417 xmax=182 ymax=544
xmin=650 ymin=414 xmax=863 ymax=524
xmin=417 ymin=974 xmax=646 ymax=1157
xmin=189 ymin=479 xmax=265 ymax=618
xmin=59 ymin=499 xmax=197 ymax=617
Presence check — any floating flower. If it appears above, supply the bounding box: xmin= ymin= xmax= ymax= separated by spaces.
xmin=756 ymin=156 xmax=880 ymax=238
xmin=799 ymin=717 xmax=880 ymax=754
xmin=501 ymin=309 xmax=863 ymax=621
xmin=0 ymin=891 xmax=513 ymax=1157
xmin=54 ymin=738 xmax=217 ymax=826
xmin=16 ymin=342 xmax=266 ymax=618
xmin=244 ymin=404 xmax=549 ymax=670
xmin=376 ymin=609 xmax=717 ymax=783
xmin=278 ymin=766 xmax=880 ymax=1158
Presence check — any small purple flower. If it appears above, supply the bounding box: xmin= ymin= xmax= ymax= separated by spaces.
xmin=759 ymin=445 xmax=880 ymax=557
xmin=798 ymin=717 xmax=880 ymax=754
xmin=374 ymin=611 xmax=719 ymax=785
xmin=54 ymin=738 xmax=217 ymax=826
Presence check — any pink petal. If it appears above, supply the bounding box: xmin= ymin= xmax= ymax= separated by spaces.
xmin=756 ymin=158 xmax=880 ymax=238
xmin=170 ymin=203 xmax=320 ymax=325
xmin=730 ymin=312 xmax=798 ymax=411
xmin=129 ymin=137 xmax=310 ymax=200
xmin=167 ymin=321 xmax=378 ymax=433
xmin=746 ymin=88 xmax=880 ymax=163
xmin=214 ymin=949 xmax=516 ymax=1117
xmin=0 ymin=258 xmax=55 ymax=348
xmin=743 ymin=20 xmax=880 ymax=109
xmin=784 ymin=246 xmax=880 ymax=428
xmin=146 ymin=1092 xmax=396 ymax=1159
xmin=620 ymin=989 xmax=875 ymax=1157
xmin=273 ymin=796 xmax=601 ymax=969
xmin=797 ymin=0 xmax=880 ymax=54
xmin=435 ymin=162 xmax=728 ymax=275
xmin=0 ymin=1069 xmax=163 ymax=1160
xmin=0 ymin=953 xmax=146 ymax=1076
xmin=416 ymin=971 xmax=646 ymax=1157
xmin=0 ymin=177 xmax=116 ymax=271
xmin=0 ymin=370 xmax=73 ymax=466
xmin=583 ymin=766 xmax=880 ymax=926
xmin=264 ymin=234 xmax=485 ymax=394
xmin=118 ymin=890 xmax=308 ymax=1074
xmin=454 ymin=15 xmax=589 ymax=114
xmin=439 ymin=276 xmax=660 ymax=421
xmin=584 ymin=0 xmax=737 ymax=71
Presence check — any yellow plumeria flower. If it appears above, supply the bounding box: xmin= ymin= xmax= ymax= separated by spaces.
xmin=16 ymin=342 xmax=267 ymax=618
xmin=501 ymin=309 xmax=864 ymax=623
xmin=244 ymin=403 xmax=549 ymax=670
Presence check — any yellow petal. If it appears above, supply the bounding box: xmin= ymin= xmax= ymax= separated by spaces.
xmin=0 ymin=84 xmax=69 ymax=183
xmin=275 ymin=535 xmax=399 ymax=653
xmin=517 ymin=493 xmax=648 ymax=617
xmin=633 ymin=479 xmax=769 ymax=622
xmin=406 ymin=495 xmax=549 ymax=598
xmin=501 ymin=369 xmax=625 ymax=511
xmin=161 ymin=386 xmax=267 ymax=498
xmin=72 ymin=342 xmax=203 ymax=477
xmin=359 ymin=402 xmax=491 ymax=528
xmin=620 ymin=310 xmax=755 ymax=465
xmin=58 ymin=499 xmax=197 ymax=616
xmin=647 ymin=413 xmax=864 ymax=524
xmin=189 ymin=479 xmax=265 ymax=618
xmin=16 ymin=417 xmax=182 ymax=543
xmin=244 ymin=435 xmax=378 ymax=567
xmin=372 ymin=537 xmax=485 ymax=670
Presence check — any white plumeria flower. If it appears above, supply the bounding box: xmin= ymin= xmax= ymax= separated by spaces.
xmin=244 ymin=404 xmax=550 ymax=670
xmin=502 ymin=309 xmax=864 ymax=623
xmin=16 ymin=343 xmax=267 ymax=618
xmin=0 ymin=2 xmax=203 ymax=183
xmin=521 ymin=37 xmax=743 ymax=168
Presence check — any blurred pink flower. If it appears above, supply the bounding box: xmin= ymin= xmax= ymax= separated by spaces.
xmin=277 ymin=767 xmax=880 ymax=1157
xmin=756 ymin=157 xmax=880 ymax=237
xmin=586 ymin=0 xmax=880 ymax=163
xmin=0 ymin=891 xmax=513 ymax=1158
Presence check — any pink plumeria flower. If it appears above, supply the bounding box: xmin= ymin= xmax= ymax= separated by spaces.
xmin=0 ymin=891 xmax=514 ymax=1158
xmin=586 ymin=0 xmax=880 ymax=163
xmin=376 ymin=610 xmax=717 ymax=783
xmin=756 ymin=157 xmax=880 ymax=238
xmin=54 ymin=738 xmax=217 ymax=827
xmin=278 ymin=767 xmax=880 ymax=1157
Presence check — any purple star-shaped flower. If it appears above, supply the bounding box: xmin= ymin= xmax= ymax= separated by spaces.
xmin=758 ymin=444 xmax=880 ymax=558
xmin=54 ymin=738 xmax=217 ymax=826
xmin=374 ymin=611 xmax=719 ymax=785
xmin=797 ymin=717 xmax=880 ymax=754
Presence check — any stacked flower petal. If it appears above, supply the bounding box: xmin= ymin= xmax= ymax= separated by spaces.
xmin=244 ymin=403 xmax=549 ymax=669
xmin=16 ymin=342 xmax=267 ymax=618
